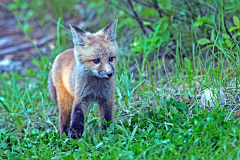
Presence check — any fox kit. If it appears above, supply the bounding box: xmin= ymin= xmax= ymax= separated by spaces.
xmin=48 ymin=20 xmax=118 ymax=138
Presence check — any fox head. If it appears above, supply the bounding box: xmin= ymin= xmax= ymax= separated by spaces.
xmin=69 ymin=20 xmax=118 ymax=79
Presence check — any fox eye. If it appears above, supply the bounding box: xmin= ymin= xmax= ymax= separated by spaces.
xmin=93 ymin=59 xmax=100 ymax=64
xmin=109 ymin=57 xmax=113 ymax=62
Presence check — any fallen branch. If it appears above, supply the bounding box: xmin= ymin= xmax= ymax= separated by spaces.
xmin=0 ymin=34 xmax=54 ymax=56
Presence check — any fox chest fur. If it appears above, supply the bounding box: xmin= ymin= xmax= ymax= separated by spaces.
xmin=70 ymin=63 xmax=115 ymax=101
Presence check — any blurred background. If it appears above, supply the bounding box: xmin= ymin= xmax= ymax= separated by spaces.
xmin=1 ymin=0 xmax=239 ymax=75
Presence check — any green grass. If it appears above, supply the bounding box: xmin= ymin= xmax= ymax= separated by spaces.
xmin=1 ymin=0 xmax=240 ymax=159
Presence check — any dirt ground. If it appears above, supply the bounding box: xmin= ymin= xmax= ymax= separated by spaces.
xmin=0 ymin=0 xmax=86 ymax=74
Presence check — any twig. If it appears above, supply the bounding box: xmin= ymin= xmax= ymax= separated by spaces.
xmin=133 ymin=0 xmax=152 ymax=8
xmin=152 ymin=0 xmax=163 ymax=18
xmin=106 ymin=0 xmax=132 ymax=18
xmin=107 ymin=0 xmax=154 ymax=32
xmin=126 ymin=0 xmax=146 ymax=34
xmin=106 ymin=0 xmax=153 ymax=23
xmin=193 ymin=0 xmax=218 ymax=12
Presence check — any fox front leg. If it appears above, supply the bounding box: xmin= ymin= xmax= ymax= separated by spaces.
xmin=98 ymin=98 xmax=114 ymax=130
xmin=68 ymin=98 xmax=87 ymax=139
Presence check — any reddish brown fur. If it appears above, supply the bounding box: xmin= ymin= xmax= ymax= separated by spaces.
xmin=48 ymin=49 xmax=76 ymax=135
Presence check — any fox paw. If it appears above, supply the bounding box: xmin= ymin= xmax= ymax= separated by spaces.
xmin=68 ymin=127 xmax=83 ymax=139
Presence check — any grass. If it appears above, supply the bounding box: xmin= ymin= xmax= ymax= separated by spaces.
xmin=1 ymin=0 xmax=240 ymax=159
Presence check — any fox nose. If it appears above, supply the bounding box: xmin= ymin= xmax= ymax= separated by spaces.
xmin=106 ymin=71 xmax=113 ymax=78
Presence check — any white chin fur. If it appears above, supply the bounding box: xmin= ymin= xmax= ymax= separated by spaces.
xmin=91 ymin=70 xmax=99 ymax=76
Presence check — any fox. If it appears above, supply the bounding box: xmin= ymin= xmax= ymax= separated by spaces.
xmin=48 ymin=19 xmax=118 ymax=139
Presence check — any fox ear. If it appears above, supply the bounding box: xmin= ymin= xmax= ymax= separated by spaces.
xmin=102 ymin=19 xmax=118 ymax=42
xmin=69 ymin=24 xmax=86 ymax=46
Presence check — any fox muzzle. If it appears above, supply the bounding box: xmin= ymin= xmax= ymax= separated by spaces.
xmin=99 ymin=70 xmax=114 ymax=79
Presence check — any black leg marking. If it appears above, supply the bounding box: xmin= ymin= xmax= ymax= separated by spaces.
xmin=62 ymin=124 xmax=69 ymax=136
xmin=68 ymin=103 xmax=84 ymax=139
